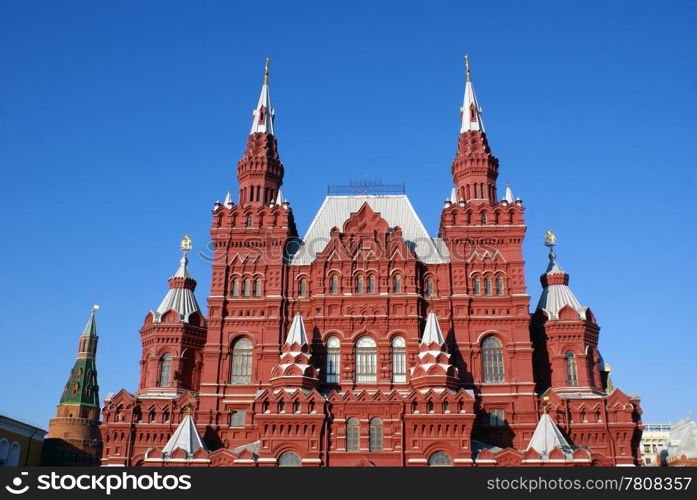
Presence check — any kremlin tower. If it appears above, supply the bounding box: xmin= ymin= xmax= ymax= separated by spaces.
xmin=42 ymin=307 xmax=103 ymax=466
xmin=96 ymin=57 xmax=643 ymax=467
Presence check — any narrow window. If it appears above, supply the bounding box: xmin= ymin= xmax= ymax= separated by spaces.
xmin=246 ymin=214 xmax=253 ymax=227
xmin=367 ymin=275 xmax=376 ymax=294
xmin=481 ymin=212 xmax=488 ymax=224
xmin=231 ymin=279 xmax=240 ymax=297
xmin=496 ymin=276 xmax=504 ymax=296
xmin=484 ymin=276 xmax=492 ymax=296
xmin=230 ymin=338 xmax=253 ymax=384
xmin=391 ymin=336 xmax=406 ymax=383
xmin=326 ymin=336 xmax=340 ymax=383
xmin=443 ymin=401 xmax=450 ymax=413
xmin=489 ymin=408 xmax=505 ymax=426
xmin=355 ymin=275 xmax=363 ymax=294
xmin=428 ymin=451 xmax=452 ymax=467
xmin=277 ymin=451 xmax=301 ymax=467
xmin=243 ymin=278 xmax=251 ymax=297
xmin=482 ymin=336 xmax=504 ymax=382
xmin=229 ymin=410 xmax=246 ymax=427
xmin=293 ymin=401 xmax=301 ymax=413
xmin=346 ymin=418 xmax=360 ymax=452
xmin=392 ymin=274 xmax=401 ymax=293
xmin=254 ymin=279 xmax=262 ymax=297
xmin=278 ymin=401 xmax=285 ymax=413
xmin=355 ymin=337 xmax=377 ymax=383
xmin=329 ymin=274 xmax=338 ymax=294
xmin=566 ymin=352 xmax=579 ymax=386
xmin=159 ymin=353 xmax=172 ymax=387
xmin=426 ymin=278 xmax=434 ymax=297
xmin=298 ymin=279 xmax=307 ymax=297
xmin=369 ymin=418 xmax=383 ymax=452
xmin=473 ymin=276 xmax=481 ymax=295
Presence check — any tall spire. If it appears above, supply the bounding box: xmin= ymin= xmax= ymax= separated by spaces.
xmin=250 ymin=57 xmax=274 ymax=135
xmin=236 ymin=57 xmax=284 ymax=206
xmin=460 ymin=55 xmax=485 ymax=133
xmin=451 ymin=55 xmax=499 ymax=203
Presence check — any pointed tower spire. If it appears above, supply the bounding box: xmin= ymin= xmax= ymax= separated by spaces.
xmin=451 ymin=55 xmax=499 ymax=203
xmin=250 ymin=57 xmax=274 ymax=135
xmin=460 ymin=55 xmax=485 ymax=133
xmin=236 ymin=58 xmax=284 ymax=206
xmin=410 ymin=312 xmax=459 ymax=389
xmin=224 ymin=190 xmax=232 ymax=207
xmin=504 ymin=183 xmax=514 ymax=203
xmin=269 ymin=313 xmax=319 ymax=389
xmin=43 ymin=306 xmax=103 ymax=465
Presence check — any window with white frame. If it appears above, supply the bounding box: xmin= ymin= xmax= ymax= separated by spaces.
xmin=391 ymin=336 xmax=406 ymax=383
xmin=229 ymin=410 xmax=246 ymax=427
xmin=326 ymin=336 xmax=340 ymax=383
xmin=355 ymin=337 xmax=377 ymax=383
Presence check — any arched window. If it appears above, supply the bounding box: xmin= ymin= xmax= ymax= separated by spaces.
xmin=496 ymin=276 xmax=504 ymax=296
xmin=482 ymin=336 xmax=505 ymax=382
xmin=293 ymin=401 xmax=301 ymax=413
xmin=481 ymin=212 xmax=488 ymax=224
xmin=391 ymin=336 xmax=406 ymax=383
xmin=159 ymin=353 xmax=172 ymax=387
xmin=326 ymin=336 xmax=340 ymax=383
xmin=369 ymin=418 xmax=383 ymax=452
xmin=367 ymin=275 xmax=376 ymax=294
xmin=355 ymin=275 xmax=363 ymax=294
xmin=329 ymin=274 xmax=339 ymax=295
xmin=392 ymin=274 xmax=401 ymax=293
xmin=566 ymin=352 xmax=579 ymax=386
xmin=428 ymin=451 xmax=452 ymax=466
xmin=243 ymin=278 xmax=251 ymax=297
xmin=0 ymin=439 xmax=9 ymax=466
xmin=7 ymin=442 xmax=20 ymax=466
xmin=298 ymin=279 xmax=307 ymax=297
xmin=246 ymin=214 xmax=253 ymax=227
xmin=484 ymin=276 xmax=492 ymax=296
xmin=473 ymin=276 xmax=481 ymax=295
xmin=231 ymin=279 xmax=240 ymax=297
xmin=426 ymin=278 xmax=434 ymax=297
xmin=346 ymin=418 xmax=360 ymax=452
xmin=254 ymin=279 xmax=262 ymax=297
xmin=355 ymin=337 xmax=377 ymax=383
xmin=230 ymin=338 xmax=253 ymax=384
xmin=277 ymin=451 xmax=301 ymax=467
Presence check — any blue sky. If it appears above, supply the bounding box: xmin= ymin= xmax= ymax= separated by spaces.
xmin=1 ymin=0 xmax=695 ymax=428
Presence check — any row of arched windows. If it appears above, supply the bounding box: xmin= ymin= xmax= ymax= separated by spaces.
xmin=231 ymin=278 xmax=263 ymax=297
xmin=346 ymin=418 xmax=383 ymax=452
xmin=296 ymin=275 xmax=434 ymax=298
xmin=472 ymin=275 xmax=505 ymax=296
xmin=227 ymin=334 xmax=506 ymax=385
xmin=275 ymin=448 xmax=451 ymax=466
xmin=0 ymin=438 xmax=21 ymax=466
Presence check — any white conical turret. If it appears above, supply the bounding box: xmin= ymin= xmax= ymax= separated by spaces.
xmin=460 ymin=55 xmax=485 ymax=133
xmin=162 ymin=414 xmax=207 ymax=458
xmin=504 ymin=183 xmax=514 ymax=203
xmin=250 ymin=57 xmax=274 ymax=135
xmin=285 ymin=313 xmax=308 ymax=346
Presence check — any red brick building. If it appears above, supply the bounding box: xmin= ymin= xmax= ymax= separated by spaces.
xmin=99 ymin=59 xmax=642 ymax=467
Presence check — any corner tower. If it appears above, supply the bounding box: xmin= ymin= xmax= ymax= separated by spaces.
xmin=42 ymin=307 xmax=103 ymax=465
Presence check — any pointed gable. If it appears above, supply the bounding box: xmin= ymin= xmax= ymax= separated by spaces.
xmin=162 ymin=414 xmax=207 ymax=458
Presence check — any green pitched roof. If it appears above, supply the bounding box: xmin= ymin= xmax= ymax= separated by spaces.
xmin=81 ymin=307 xmax=98 ymax=337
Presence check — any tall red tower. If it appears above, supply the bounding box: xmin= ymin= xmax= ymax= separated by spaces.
xmin=99 ymin=57 xmax=642 ymax=467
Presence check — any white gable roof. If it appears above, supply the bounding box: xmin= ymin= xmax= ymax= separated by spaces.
xmin=289 ymin=195 xmax=449 ymax=265
xmin=162 ymin=414 xmax=207 ymax=457
xmin=527 ymin=413 xmax=572 ymax=457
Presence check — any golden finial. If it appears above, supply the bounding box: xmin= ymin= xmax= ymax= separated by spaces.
xmin=180 ymin=234 xmax=192 ymax=254
xmin=544 ymin=229 xmax=557 ymax=247
xmin=264 ymin=57 xmax=270 ymax=84
xmin=465 ymin=54 xmax=471 ymax=82
xmin=542 ymin=396 xmax=550 ymax=414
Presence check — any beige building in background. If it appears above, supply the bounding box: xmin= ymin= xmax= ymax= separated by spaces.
xmin=0 ymin=414 xmax=47 ymax=466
